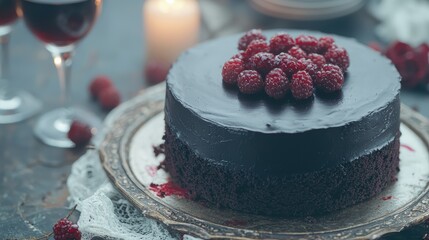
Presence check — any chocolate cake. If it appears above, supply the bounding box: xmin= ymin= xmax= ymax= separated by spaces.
xmin=163 ymin=30 xmax=401 ymax=217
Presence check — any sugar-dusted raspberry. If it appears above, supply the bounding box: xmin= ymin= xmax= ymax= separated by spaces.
xmin=222 ymin=58 xmax=245 ymax=85
xmin=265 ymin=68 xmax=289 ymax=99
xmin=67 ymin=121 xmax=92 ymax=147
xmin=248 ymin=52 xmax=275 ymax=75
xmin=89 ymin=75 xmax=112 ymax=99
xmin=290 ymin=71 xmax=314 ymax=100
xmin=231 ymin=51 xmax=245 ymax=60
xmin=288 ymin=46 xmax=307 ymax=59
xmin=315 ymin=64 xmax=344 ymax=92
xmin=269 ymin=33 xmax=295 ymax=54
xmin=296 ymin=35 xmax=319 ymax=53
xmin=307 ymin=53 xmax=326 ymax=68
xmin=318 ymin=36 xmax=335 ymax=53
xmin=238 ymin=29 xmax=267 ymax=51
xmin=53 ymin=218 xmax=81 ymax=240
xmin=277 ymin=53 xmax=306 ymax=77
xmin=243 ymin=40 xmax=269 ymax=59
xmin=99 ymin=86 xmax=121 ymax=110
xmin=324 ymin=46 xmax=350 ymax=72
xmin=298 ymin=58 xmax=318 ymax=79
xmin=237 ymin=70 xmax=264 ymax=94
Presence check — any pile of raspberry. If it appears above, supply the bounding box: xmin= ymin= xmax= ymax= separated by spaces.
xmin=370 ymin=41 xmax=429 ymax=89
xmin=222 ymin=29 xmax=350 ymax=100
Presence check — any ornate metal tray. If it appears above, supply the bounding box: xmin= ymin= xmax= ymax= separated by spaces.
xmin=100 ymin=83 xmax=429 ymax=240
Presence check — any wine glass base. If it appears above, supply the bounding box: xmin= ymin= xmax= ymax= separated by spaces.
xmin=0 ymin=91 xmax=42 ymax=124
xmin=34 ymin=107 xmax=102 ymax=148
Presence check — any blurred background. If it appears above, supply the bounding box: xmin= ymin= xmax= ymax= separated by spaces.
xmin=2 ymin=0 xmax=429 ymax=239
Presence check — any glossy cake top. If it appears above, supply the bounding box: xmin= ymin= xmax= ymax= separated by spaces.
xmin=167 ymin=30 xmax=400 ymax=133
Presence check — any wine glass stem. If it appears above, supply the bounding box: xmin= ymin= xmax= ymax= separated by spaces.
xmin=50 ymin=46 xmax=74 ymax=108
xmin=0 ymin=32 xmax=12 ymax=101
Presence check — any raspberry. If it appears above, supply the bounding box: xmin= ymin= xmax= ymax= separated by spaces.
xmin=238 ymin=29 xmax=267 ymax=51
xmin=315 ymin=64 xmax=344 ymax=92
xmin=324 ymin=46 xmax=350 ymax=72
xmin=265 ymin=68 xmax=289 ymax=99
xmin=395 ymin=54 xmax=427 ymax=88
xmin=298 ymin=58 xmax=318 ymax=79
xmin=237 ymin=70 xmax=264 ymax=94
xmin=222 ymin=58 xmax=244 ymax=85
xmin=290 ymin=71 xmax=314 ymax=100
xmin=288 ymin=46 xmax=307 ymax=59
xmin=307 ymin=53 xmax=326 ymax=68
xmin=67 ymin=121 xmax=92 ymax=147
xmin=248 ymin=52 xmax=275 ymax=75
xmin=243 ymin=39 xmax=269 ymax=59
xmin=144 ymin=61 xmax=170 ymax=84
xmin=385 ymin=41 xmax=413 ymax=65
xmin=231 ymin=51 xmax=244 ymax=60
xmin=318 ymin=36 xmax=335 ymax=53
xmin=89 ymin=75 xmax=112 ymax=99
xmin=269 ymin=33 xmax=295 ymax=54
xmin=99 ymin=86 xmax=121 ymax=110
xmin=276 ymin=53 xmax=306 ymax=77
xmin=296 ymin=35 xmax=319 ymax=53
xmin=53 ymin=218 xmax=81 ymax=240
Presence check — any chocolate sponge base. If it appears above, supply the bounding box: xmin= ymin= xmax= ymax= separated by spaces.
xmin=164 ymin=125 xmax=400 ymax=217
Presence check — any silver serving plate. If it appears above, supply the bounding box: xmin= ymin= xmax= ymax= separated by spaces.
xmin=100 ymin=83 xmax=429 ymax=240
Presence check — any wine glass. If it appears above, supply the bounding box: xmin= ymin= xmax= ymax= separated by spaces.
xmin=0 ymin=0 xmax=41 ymax=124
xmin=20 ymin=0 xmax=102 ymax=148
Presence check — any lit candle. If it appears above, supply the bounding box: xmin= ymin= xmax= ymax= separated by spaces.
xmin=143 ymin=0 xmax=200 ymax=64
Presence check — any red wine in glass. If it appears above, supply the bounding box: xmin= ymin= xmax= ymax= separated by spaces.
xmin=20 ymin=0 xmax=99 ymax=46
xmin=0 ymin=0 xmax=19 ymax=26
xmin=21 ymin=0 xmax=102 ymax=147
xmin=0 ymin=0 xmax=42 ymax=124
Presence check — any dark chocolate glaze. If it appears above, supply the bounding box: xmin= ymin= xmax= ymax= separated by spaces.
xmin=165 ymin=30 xmax=401 ymax=175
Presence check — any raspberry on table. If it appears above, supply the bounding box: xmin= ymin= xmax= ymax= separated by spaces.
xmin=265 ymin=68 xmax=289 ymax=99
xmin=296 ymin=35 xmax=319 ymax=53
xmin=298 ymin=58 xmax=318 ymax=79
xmin=53 ymin=218 xmax=81 ymax=240
xmin=237 ymin=70 xmax=264 ymax=94
xmin=318 ymin=36 xmax=335 ymax=53
xmin=238 ymin=29 xmax=267 ymax=51
xmin=269 ymin=33 xmax=295 ymax=54
xmin=248 ymin=52 xmax=275 ymax=75
xmin=67 ymin=121 xmax=92 ymax=147
xmin=99 ymin=86 xmax=121 ymax=110
xmin=144 ymin=61 xmax=170 ymax=84
xmin=324 ymin=46 xmax=350 ymax=72
xmin=385 ymin=41 xmax=413 ymax=65
xmin=222 ymin=58 xmax=245 ymax=85
xmin=288 ymin=46 xmax=307 ymax=59
xmin=89 ymin=75 xmax=112 ymax=99
xmin=277 ymin=53 xmax=306 ymax=77
xmin=315 ymin=64 xmax=344 ymax=92
xmin=290 ymin=71 xmax=314 ymax=100
xmin=307 ymin=53 xmax=326 ymax=68
xmin=243 ymin=39 xmax=269 ymax=59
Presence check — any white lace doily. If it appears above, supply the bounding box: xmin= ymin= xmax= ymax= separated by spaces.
xmin=66 ymin=91 xmax=201 ymax=240
xmin=67 ymin=149 xmax=201 ymax=240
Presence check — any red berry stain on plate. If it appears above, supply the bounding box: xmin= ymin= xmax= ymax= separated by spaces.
xmin=149 ymin=182 xmax=189 ymax=198
xmin=382 ymin=195 xmax=393 ymax=201
xmin=145 ymin=166 xmax=158 ymax=177
xmin=224 ymin=219 xmax=247 ymax=227
xmin=401 ymin=144 xmax=415 ymax=152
